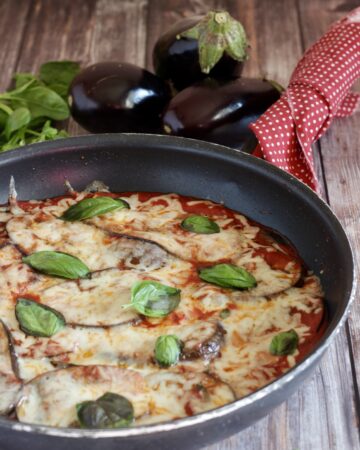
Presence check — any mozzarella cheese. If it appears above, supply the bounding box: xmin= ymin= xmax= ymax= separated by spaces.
xmin=0 ymin=190 xmax=325 ymax=428
xmin=0 ymin=320 xmax=22 ymax=414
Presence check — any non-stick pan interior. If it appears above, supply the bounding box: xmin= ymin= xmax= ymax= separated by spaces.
xmin=0 ymin=133 xmax=353 ymax=333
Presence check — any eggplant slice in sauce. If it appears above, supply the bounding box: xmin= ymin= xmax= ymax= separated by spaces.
xmin=138 ymin=371 xmax=235 ymax=424
xmin=16 ymin=365 xmax=235 ymax=427
xmin=6 ymin=212 xmax=173 ymax=272
xmin=211 ymin=275 xmax=324 ymax=398
xmin=0 ymin=320 xmax=22 ymax=414
xmin=47 ymin=321 xmax=224 ymax=367
xmin=16 ymin=365 xmax=149 ymax=427
xmin=36 ymin=269 xmax=141 ymax=327
xmin=85 ymin=192 xmax=251 ymax=263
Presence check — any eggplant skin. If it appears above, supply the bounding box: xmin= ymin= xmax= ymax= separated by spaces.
xmin=153 ymin=17 xmax=243 ymax=92
xmin=162 ymin=77 xmax=281 ymax=150
xmin=69 ymin=62 xmax=171 ymax=134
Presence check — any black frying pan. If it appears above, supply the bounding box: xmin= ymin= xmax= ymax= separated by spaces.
xmin=0 ymin=134 xmax=355 ymax=450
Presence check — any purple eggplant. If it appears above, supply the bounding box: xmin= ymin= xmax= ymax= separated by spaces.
xmin=162 ymin=77 xmax=282 ymax=151
xmin=153 ymin=11 xmax=248 ymax=92
xmin=69 ymin=62 xmax=171 ymax=134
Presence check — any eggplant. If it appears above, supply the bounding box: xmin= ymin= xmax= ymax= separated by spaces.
xmin=69 ymin=62 xmax=171 ymax=133
xmin=153 ymin=11 xmax=248 ymax=91
xmin=162 ymin=77 xmax=282 ymax=150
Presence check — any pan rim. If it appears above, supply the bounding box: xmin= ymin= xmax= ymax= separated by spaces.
xmin=0 ymin=133 xmax=356 ymax=439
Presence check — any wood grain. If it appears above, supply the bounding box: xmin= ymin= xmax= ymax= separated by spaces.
xmin=0 ymin=0 xmax=358 ymax=449
xmin=0 ymin=0 xmax=32 ymax=91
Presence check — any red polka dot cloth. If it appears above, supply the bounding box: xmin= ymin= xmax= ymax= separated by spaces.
xmin=249 ymin=7 xmax=360 ymax=192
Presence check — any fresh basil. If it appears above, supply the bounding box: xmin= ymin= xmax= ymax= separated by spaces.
xmin=0 ymin=60 xmax=78 ymax=153
xmin=76 ymin=392 xmax=134 ymax=429
xmin=23 ymin=251 xmax=90 ymax=279
xmin=199 ymin=263 xmax=257 ymax=289
xmin=130 ymin=281 xmax=181 ymax=318
xmin=270 ymin=329 xmax=299 ymax=356
xmin=219 ymin=308 xmax=231 ymax=319
xmin=181 ymin=215 xmax=220 ymax=234
xmin=154 ymin=335 xmax=182 ymax=367
xmin=13 ymin=73 xmax=42 ymax=89
xmin=4 ymin=107 xmax=31 ymax=140
xmin=61 ymin=197 xmax=130 ymax=221
xmin=14 ymin=86 xmax=69 ymax=120
xmin=39 ymin=61 xmax=81 ymax=100
xmin=15 ymin=298 xmax=65 ymax=337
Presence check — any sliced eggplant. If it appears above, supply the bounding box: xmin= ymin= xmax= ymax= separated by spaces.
xmin=180 ymin=322 xmax=225 ymax=361
xmin=88 ymin=212 xmax=254 ymax=263
xmin=138 ymin=371 xmax=235 ymax=424
xmin=232 ymin=247 xmax=301 ymax=298
xmin=48 ymin=320 xmax=224 ymax=367
xmin=0 ymin=320 xmax=22 ymax=414
xmin=6 ymin=212 xmax=172 ymax=272
xmin=212 ymin=275 xmax=324 ymax=397
xmin=16 ymin=365 xmax=149 ymax=427
xmin=38 ymin=269 xmax=140 ymax=326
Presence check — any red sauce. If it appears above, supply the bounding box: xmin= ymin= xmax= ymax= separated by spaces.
xmin=253 ymin=248 xmax=299 ymax=271
xmin=150 ymin=199 xmax=169 ymax=207
xmin=16 ymin=293 xmax=41 ymax=303
xmin=179 ymin=196 xmax=234 ymax=218
xmin=296 ymin=308 xmax=327 ymax=361
xmin=184 ymin=401 xmax=194 ymax=416
xmin=136 ymin=319 xmax=160 ymax=329
xmin=191 ymin=307 xmax=215 ymax=320
xmin=137 ymin=192 xmax=164 ymax=202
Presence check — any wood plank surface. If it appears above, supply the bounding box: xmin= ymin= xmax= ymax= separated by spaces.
xmin=0 ymin=0 xmax=32 ymax=90
xmin=0 ymin=0 xmax=359 ymax=449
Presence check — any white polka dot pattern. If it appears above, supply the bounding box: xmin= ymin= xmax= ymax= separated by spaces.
xmin=249 ymin=7 xmax=360 ymax=192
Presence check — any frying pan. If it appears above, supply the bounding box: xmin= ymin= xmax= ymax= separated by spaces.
xmin=0 ymin=134 xmax=355 ymax=450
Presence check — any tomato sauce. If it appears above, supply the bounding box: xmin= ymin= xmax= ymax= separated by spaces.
xmin=253 ymin=247 xmax=300 ymax=271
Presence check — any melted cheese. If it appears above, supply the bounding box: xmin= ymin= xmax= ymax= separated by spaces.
xmin=0 ymin=320 xmax=22 ymax=414
xmin=0 ymin=190 xmax=325 ymax=428
xmin=17 ymin=366 xmax=149 ymax=427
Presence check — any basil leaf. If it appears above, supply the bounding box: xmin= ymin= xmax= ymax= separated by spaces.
xmin=23 ymin=251 xmax=90 ymax=279
xmin=61 ymin=196 xmax=130 ymax=221
xmin=270 ymin=329 xmax=299 ymax=356
xmin=13 ymin=73 xmax=41 ymax=89
xmin=14 ymin=86 xmax=69 ymax=120
xmin=199 ymin=263 xmax=257 ymax=289
xmin=154 ymin=335 xmax=182 ymax=367
xmin=39 ymin=61 xmax=80 ymax=99
xmin=15 ymin=298 xmax=65 ymax=337
xmin=219 ymin=308 xmax=231 ymax=319
xmin=0 ymin=108 xmax=8 ymax=130
xmin=131 ymin=281 xmax=181 ymax=318
xmin=77 ymin=392 xmax=133 ymax=429
xmin=181 ymin=215 xmax=220 ymax=234
xmin=4 ymin=107 xmax=31 ymax=139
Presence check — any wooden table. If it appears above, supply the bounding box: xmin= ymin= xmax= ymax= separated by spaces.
xmin=1 ymin=0 xmax=359 ymax=449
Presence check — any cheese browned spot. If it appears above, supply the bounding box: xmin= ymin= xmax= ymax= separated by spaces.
xmin=0 ymin=320 xmax=22 ymax=414
xmin=16 ymin=365 xmax=150 ymax=427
